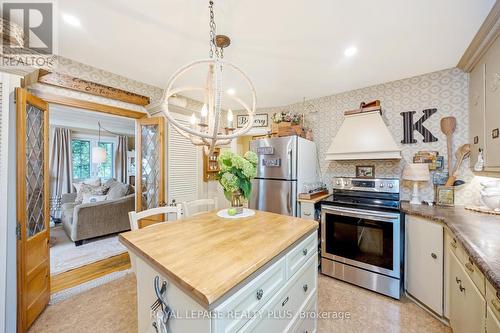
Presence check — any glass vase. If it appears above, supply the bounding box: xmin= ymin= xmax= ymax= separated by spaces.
xmin=230 ymin=190 xmax=244 ymax=214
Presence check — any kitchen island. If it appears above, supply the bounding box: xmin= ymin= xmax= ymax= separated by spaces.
xmin=119 ymin=210 xmax=319 ymax=333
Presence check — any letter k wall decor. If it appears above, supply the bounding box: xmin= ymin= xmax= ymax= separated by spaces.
xmin=401 ymin=109 xmax=439 ymax=144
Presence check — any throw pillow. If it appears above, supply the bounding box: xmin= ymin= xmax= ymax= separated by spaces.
xmin=75 ymin=184 xmax=109 ymax=204
xmin=106 ymin=182 xmax=129 ymax=200
xmin=73 ymin=177 xmax=101 ymax=193
xmin=82 ymin=193 xmax=107 ymax=204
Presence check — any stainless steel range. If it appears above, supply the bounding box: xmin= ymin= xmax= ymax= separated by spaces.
xmin=320 ymin=177 xmax=403 ymax=299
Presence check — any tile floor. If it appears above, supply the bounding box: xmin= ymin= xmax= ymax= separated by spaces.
xmin=29 ymin=273 xmax=451 ymax=333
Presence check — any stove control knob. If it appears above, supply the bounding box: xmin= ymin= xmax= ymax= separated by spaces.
xmin=379 ymin=183 xmax=384 ymax=188
xmin=388 ymin=183 xmax=394 ymax=188
xmin=344 ymin=181 xmax=349 ymax=186
xmin=336 ymin=180 xmax=341 ymax=185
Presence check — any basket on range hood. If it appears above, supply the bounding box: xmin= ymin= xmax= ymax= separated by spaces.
xmin=325 ymin=104 xmax=401 ymax=161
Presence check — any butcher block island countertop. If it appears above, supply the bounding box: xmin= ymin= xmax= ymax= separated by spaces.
xmin=119 ymin=210 xmax=318 ymax=309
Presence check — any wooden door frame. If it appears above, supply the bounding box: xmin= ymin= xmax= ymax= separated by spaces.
xmin=136 ymin=117 xmax=166 ymax=228
xmin=16 ymin=88 xmax=50 ymax=332
xmin=17 ymin=91 xmax=149 ymax=302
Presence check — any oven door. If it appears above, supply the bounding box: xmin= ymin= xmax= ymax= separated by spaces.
xmin=321 ymin=205 xmax=400 ymax=278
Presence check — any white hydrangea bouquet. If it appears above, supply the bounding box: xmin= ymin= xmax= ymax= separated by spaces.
xmin=216 ymin=151 xmax=258 ymax=213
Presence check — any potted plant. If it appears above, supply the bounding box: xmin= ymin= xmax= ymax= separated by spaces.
xmin=216 ymin=150 xmax=258 ymax=214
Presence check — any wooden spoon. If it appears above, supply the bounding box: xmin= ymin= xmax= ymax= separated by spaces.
xmin=445 ymin=144 xmax=471 ymax=186
xmin=440 ymin=117 xmax=457 ymax=175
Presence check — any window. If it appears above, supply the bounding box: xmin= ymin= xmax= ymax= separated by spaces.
xmin=71 ymin=139 xmax=91 ymax=179
xmin=71 ymin=138 xmax=115 ymax=180
xmin=98 ymin=142 xmax=114 ymax=179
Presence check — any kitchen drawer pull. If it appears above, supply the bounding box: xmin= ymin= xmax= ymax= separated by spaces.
xmin=431 ymin=253 xmax=437 ymax=259
xmin=459 ymin=284 xmax=465 ymax=293
xmin=282 ymin=296 xmax=289 ymax=307
xmin=256 ymin=289 xmax=264 ymax=300
xmin=456 ymin=277 xmax=461 ymax=284
xmin=303 ymin=212 xmax=311 ymax=216
xmin=303 ymin=284 xmax=308 ymax=292
xmin=492 ymin=299 xmax=500 ymax=312
xmin=302 ymin=248 xmax=308 ymax=256
xmin=450 ymin=240 xmax=457 ymax=249
xmin=465 ymin=262 xmax=475 ymax=273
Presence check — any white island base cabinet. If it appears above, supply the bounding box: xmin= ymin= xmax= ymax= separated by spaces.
xmin=134 ymin=231 xmax=318 ymax=333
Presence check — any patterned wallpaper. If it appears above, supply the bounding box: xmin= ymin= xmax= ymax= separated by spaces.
xmin=253 ymin=68 xmax=489 ymax=205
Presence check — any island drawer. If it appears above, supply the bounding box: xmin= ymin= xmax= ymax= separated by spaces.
xmin=213 ymin=256 xmax=287 ymax=333
xmin=286 ymin=231 xmax=317 ymax=279
xmin=290 ymin=292 xmax=317 ymax=333
xmin=446 ymin=230 xmax=485 ymax=296
xmin=238 ymin=254 xmax=317 ymax=333
xmin=487 ymin=279 xmax=500 ymax=321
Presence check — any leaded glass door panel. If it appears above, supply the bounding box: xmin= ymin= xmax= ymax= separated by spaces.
xmin=136 ymin=117 xmax=165 ymax=228
xmin=16 ymin=88 xmax=50 ymax=332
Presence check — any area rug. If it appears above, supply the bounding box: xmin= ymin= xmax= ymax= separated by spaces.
xmin=50 ymin=226 xmax=127 ymax=275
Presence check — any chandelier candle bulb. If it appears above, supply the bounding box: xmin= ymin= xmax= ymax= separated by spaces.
xmin=200 ymin=104 xmax=208 ymax=125
xmin=227 ymin=109 xmax=234 ymax=128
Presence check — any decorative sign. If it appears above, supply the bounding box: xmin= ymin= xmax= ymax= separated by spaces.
xmin=257 ymin=147 xmax=274 ymax=155
xmin=237 ymin=114 xmax=268 ymax=128
xmin=262 ymin=158 xmax=281 ymax=167
xmin=400 ymin=109 xmax=438 ymax=144
xmin=37 ymin=70 xmax=151 ymax=106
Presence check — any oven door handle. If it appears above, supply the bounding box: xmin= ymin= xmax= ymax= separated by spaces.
xmin=322 ymin=206 xmax=400 ymax=222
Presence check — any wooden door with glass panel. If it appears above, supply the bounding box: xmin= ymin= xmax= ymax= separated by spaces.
xmin=16 ymin=88 xmax=50 ymax=332
xmin=136 ymin=117 xmax=165 ymax=228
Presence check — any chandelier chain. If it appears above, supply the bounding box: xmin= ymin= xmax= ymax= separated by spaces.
xmin=209 ymin=1 xmax=216 ymax=58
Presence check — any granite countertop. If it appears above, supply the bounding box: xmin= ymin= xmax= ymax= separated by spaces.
xmin=119 ymin=210 xmax=318 ymax=308
xmin=401 ymin=201 xmax=500 ymax=293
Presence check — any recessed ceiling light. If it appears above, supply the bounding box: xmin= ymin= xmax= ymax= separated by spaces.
xmin=226 ymin=88 xmax=236 ymax=96
xmin=344 ymin=46 xmax=357 ymax=57
xmin=62 ymin=13 xmax=81 ymax=27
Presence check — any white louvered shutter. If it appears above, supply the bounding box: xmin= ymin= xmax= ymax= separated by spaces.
xmin=167 ymin=119 xmax=200 ymax=204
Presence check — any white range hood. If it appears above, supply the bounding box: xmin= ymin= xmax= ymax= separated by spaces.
xmin=326 ymin=110 xmax=401 ymax=160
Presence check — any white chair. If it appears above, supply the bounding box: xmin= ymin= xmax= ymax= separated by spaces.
xmin=127 ymin=205 xmax=182 ymax=274
xmin=181 ymin=198 xmax=218 ymax=218
xmin=128 ymin=205 xmax=183 ymax=231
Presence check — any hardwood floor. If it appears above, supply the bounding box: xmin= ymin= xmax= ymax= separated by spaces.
xmin=50 ymin=252 xmax=131 ymax=293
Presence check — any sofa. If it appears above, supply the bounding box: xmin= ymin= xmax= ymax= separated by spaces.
xmin=61 ymin=180 xmax=135 ymax=246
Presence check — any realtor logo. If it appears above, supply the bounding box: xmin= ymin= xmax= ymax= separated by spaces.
xmin=2 ymin=2 xmax=54 ymax=54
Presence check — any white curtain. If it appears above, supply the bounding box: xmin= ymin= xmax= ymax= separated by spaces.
xmin=115 ymin=135 xmax=128 ymax=183
xmin=49 ymin=127 xmax=73 ymax=197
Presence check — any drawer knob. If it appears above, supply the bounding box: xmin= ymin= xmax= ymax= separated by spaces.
xmin=303 ymin=284 xmax=308 ymax=293
xmin=431 ymin=253 xmax=437 ymax=259
xmin=492 ymin=299 xmax=500 ymax=312
xmin=450 ymin=240 xmax=457 ymax=249
xmin=302 ymin=248 xmax=308 ymax=256
xmin=465 ymin=262 xmax=475 ymax=273
xmin=456 ymin=277 xmax=461 ymax=284
xmin=256 ymin=289 xmax=264 ymax=300
xmin=459 ymin=284 xmax=465 ymax=293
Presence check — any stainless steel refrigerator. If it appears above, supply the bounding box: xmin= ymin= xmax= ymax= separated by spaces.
xmin=249 ymin=136 xmax=317 ymax=216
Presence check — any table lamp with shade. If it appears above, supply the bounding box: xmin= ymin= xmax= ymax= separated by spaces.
xmin=402 ymin=163 xmax=430 ymax=205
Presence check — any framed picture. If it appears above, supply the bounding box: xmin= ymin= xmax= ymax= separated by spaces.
xmin=436 ymin=186 xmax=454 ymax=206
xmin=236 ymin=114 xmax=269 ymax=128
xmin=356 ymin=165 xmax=375 ymax=178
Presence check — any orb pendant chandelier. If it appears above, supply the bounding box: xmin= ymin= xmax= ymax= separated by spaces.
xmin=161 ymin=0 xmax=256 ymax=155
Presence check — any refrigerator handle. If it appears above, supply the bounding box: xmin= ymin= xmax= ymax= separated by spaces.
xmin=287 ymin=148 xmax=293 ymax=179
xmin=286 ymin=190 xmax=292 ymax=215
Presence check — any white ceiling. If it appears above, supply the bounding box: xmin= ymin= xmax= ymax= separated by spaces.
xmin=57 ymin=0 xmax=495 ymax=108
xmin=49 ymin=104 xmax=135 ymax=135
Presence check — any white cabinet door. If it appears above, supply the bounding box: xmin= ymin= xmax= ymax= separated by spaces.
xmin=449 ymin=251 xmax=485 ymax=333
xmin=405 ymin=216 xmax=443 ymax=315
xmin=484 ymin=34 xmax=500 ymax=169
